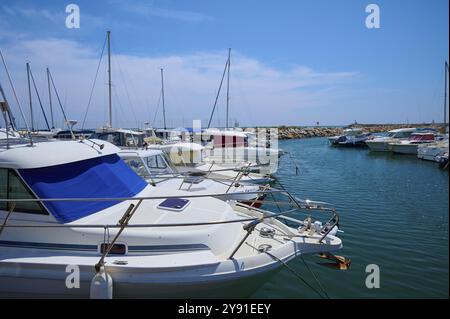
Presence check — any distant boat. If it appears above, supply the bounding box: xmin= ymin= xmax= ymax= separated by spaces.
xmin=437 ymin=152 xmax=449 ymax=169
xmin=365 ymin=128 xmax=417 ymax=152
xmin=388 ymin=132 xmax=436 ymax=155
xmin=53 ymin=129 xmax=94 ymax=140
xmin=118 ymin=148 xmax=265 ymax=207
xmin=328 ymin=128 xmax=371 ymax=147
xmin=417 ymin=134 xmax=449 ymax=161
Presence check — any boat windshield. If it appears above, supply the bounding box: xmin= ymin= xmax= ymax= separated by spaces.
xmin=393 ymin=131 xmax=414 ymax=138
xmin=345 ymin=130 xmax=363 ymax=136
xmin=143 ymin=154 xmax=175 ymax=176
xmin=123 ymin=157 xmax=152 ymax=178
xmin=385 ymin=132 xmax=396 ymax=138
xmin=18 ymin=154 xmax=147 ymax=223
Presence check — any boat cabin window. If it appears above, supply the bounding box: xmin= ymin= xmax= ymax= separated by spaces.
xmin=0 ymin=168 xmax=47 ymax=215
xmin=394 ymin=131 xmax=414 ymax=138
xmin=124 ymin=135 xmax=142 ymax=147
xmin=123 ymin=158 xmax=150 ymax=178
xmin=93 ymin=132 xmax=121 ymax=146
xmin=145 ymin=155 xmax=173 ymax=174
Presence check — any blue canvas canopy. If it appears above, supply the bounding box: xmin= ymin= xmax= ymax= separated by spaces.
xmin=19 ymin=154 xmax=147 ymax=223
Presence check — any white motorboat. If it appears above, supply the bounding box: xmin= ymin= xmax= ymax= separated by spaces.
xmin=365 ymin=128 xmax=417 ymax=152
xmin=328 ymin=128 xmax=371 ymax=147
xmin=201 ymin=129 xmax=280 ymax=175
xmin=389 ymin=132 xmax=436 ymax=155
xmin=0 ymin=137 xmax=343 ymax=298
xmin=417 ymin=140 xmax=449 ymax=161
xmin=91 ymin=128 xmax=273 ymax=184
xmin=119 ymin=149 xmax=266 ymax=207
xmin=437 ymin=152 xmax=449 ymax=169
xmin=0 ymin=128 xmax=21 ymax=139
xmin=150 ymin=141 xmax=274 ymax=184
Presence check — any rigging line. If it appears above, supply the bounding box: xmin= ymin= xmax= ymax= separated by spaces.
xmin=48 ymin=70 xmax=74 ymax=138
xmin=428 ymin=65 xmax=445 ymax=123
xmin=0 ymin=49 xmax=27 ymax=132
xmin=81 ymin=34 xmax=107 ymax=130
xmin=207 ymin=55 xmax=230 ymax=129
xmin=112 ymin=86 xmax=128 ymax=128
xmin=112 ymin=53 xmax=139 ymax=128
xmin=152 ymin=88 xmax=162 ymax=127
xmin=0 ymin=82 xmax=15 ymax=131
xmin=122 ymin=61 xmax=143 ymax=125
xmin=28 ymin=66 xmax=50 ymax=130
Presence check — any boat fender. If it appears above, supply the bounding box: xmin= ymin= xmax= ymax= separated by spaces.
xmin=322 ymin=223 xmax=339 ymax=236
xmin=313 ymin=221 xmax=322 ymax=232
xmin=90 ymin=266 xmax=113 ymax=299
xmin=329 ymin=226 xmax=339 ymax=236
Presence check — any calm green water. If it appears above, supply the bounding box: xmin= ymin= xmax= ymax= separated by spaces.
xmin=251 ymin=137 xmax=449 ymax=299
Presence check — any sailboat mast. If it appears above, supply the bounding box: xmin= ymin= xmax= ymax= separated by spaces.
xmin=444 ymin=61 xmax=448 ymax=129
xmin=161 ymin=68 xmax=167 ymax=130
xmin=26 ymin=62 xmax=34 ymax=132
xmin=47 ymin=67 xmax=54 ymax=129
xmin=107 ymin=30 xmax=112 ymax=128
xmin=226 ymin=48 xmax=231 ymax=129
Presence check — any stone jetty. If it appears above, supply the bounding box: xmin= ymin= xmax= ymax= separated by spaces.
xmin=244 ymin=123 xmax=445 ymax=140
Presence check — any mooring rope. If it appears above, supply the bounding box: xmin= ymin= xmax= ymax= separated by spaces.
xmin=245 ymin=242 xmax=328 ymax=299
xmin=300 ymin=255 xmax=331 ymax=299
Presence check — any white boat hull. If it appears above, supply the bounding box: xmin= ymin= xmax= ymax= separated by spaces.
xmin=365 ymin=140 xmax=392 ymax=152
xmin=0 ymin=233 xmax=341 ymax=298
xmin=390 ymin=143 xmax=419 ymax=155
xmin=0 ymin=260 xmax=281 ymax=299
xmin=417 ymin=144 xmax=449 ymax=162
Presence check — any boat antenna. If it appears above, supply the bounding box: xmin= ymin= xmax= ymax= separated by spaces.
xmin=0 ymin=49 xmax=33 ymax=145
xmin=26 ymin=62 xmax=35 ymax=132
xmin=207 ymin=50 xmax=230 ymax=129
xmin=47 ymin=68 xmax=54 ymax=129
xmin=107 ymin=30 xmax=112 ymax=128
xmin=226 ymin=48 xmax=231 ymax=129
xmin=47 ymin=68 xmax=75 ymax=139
xmin=28 ymin=65 xmax=50 ymax=131
xmin=161 ymin=68 xmax=166 ymax=130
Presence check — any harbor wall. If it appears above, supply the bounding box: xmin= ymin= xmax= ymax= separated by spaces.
xmin=244 ymin=123 xmax=446 ymax=140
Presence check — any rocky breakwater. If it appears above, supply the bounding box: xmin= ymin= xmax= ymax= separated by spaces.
xmin=276 ymin=126 xmax=343 ymax=140
xmin=273 ymin=123 xmax=444 ymax=140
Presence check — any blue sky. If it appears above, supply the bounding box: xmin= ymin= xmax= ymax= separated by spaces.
xmin=0 ymin=0 xmax=448 ymax=128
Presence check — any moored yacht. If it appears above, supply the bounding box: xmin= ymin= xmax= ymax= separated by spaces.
xmin=365 ymin=128 xmax=417 ymax=152
xmin=153 ymin=141 xmax=273 ymax=184
xmin=91 ymin=128 xmax=273 ymax=184
xmin=328 ymin=128 xmax=371 ymax=147
xmin=201 ymin=129 xmax=280 ymax=175
xmin=0 ymin=137 xmax=344 ymax=298
xmin=118 ymin=149 xmax=266 ymax=206
xmin=417 ymin=139 xmax=449 ymax=161
xmin=389 ymin=132 xmax=436 ymax=155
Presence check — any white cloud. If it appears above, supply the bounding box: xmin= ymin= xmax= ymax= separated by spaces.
xmin=0 ymin=37 xmax=357 ymax=129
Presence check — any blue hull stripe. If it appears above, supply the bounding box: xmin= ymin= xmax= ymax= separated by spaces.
xmin=0 ymin=241 xmax=208 ymax=253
